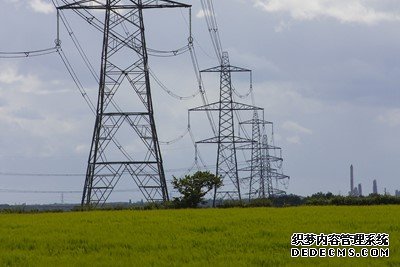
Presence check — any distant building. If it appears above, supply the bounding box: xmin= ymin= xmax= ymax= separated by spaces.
xmin=348 ymin=164 xmax=363 ymax=197
xmin=350 ymin=165 xmax=354 ymax=194
xmin=373 ymin=180 xmax=378 ymax=195
xmin=384 ymin=188 xmax=391 ymax=196
xmin=396 ymin=190 xmax=400 ymax=197
xmin=353 ymin=187 xmax=359 ymax=197
xmin=358 ymin=183 xmax=362 ymax=196
xmin=349 ymin=165 xmax=356 ymax=196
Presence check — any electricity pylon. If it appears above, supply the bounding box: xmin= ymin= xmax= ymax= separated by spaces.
xmin=238 ymin=111 xmax=290 ymax=199
xmin=238 ymin=110 xmax=271 ymax=200
xmin=264 ymin=134 xmax=290 ymax=197
xmin=189 ymin=52 xmax=261 ymax=206
xmin=57 ymin=0 xmax=190 ymax=207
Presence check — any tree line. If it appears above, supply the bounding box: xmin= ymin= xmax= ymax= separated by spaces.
xmin=169 ymin=172 xmax=400 ymax=208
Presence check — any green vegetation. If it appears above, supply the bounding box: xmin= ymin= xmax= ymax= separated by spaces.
xmin=172 ymin=171 xmax=222 ymax=208
xmin=0 ymin=206 xmax=399 ymax=266
xmin=304 ymin=192 xmax=400 ymax=206
xmin=238 ymin=193 xmax=400 ymax=207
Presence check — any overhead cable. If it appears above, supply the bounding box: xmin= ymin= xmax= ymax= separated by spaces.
xmin=0 ymin=46 xmax=59 ymax=59
xmin=149 ymin=68 xmax=200 ymax=100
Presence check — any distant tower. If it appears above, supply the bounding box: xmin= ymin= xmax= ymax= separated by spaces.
xmin=358 ymin=183 xmax=362 ymax=196
xmin=189 ymin=52 xmax=260 ymax=206
xmin=349 ymin=164 xmax=354 ymax=196
xmin=353 ymin=187 xmax=359 ymax=196
xmin=373 ymin=179 xmax=378 ymax=194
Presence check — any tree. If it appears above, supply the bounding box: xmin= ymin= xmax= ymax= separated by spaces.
xmin=172 ymin=171 xmax=223 ymax=208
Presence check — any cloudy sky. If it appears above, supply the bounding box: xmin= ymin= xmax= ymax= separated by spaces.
xmin=0 ymin=0 xmax=399 ymax=204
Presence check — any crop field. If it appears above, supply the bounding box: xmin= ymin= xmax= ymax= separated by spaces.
xmin=0 ymin=206 xmax=399 ymax=266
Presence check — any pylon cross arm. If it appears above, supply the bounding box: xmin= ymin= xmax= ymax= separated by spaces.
xmin=57 ymin=0 xmax=190 ymax=10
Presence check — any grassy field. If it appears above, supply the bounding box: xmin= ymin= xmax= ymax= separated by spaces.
xmin=0 ymin=206 xmax=398 ymax=266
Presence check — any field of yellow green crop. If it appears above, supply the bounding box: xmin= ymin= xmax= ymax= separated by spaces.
xmin=0 ymin=206 xmax=399 ymax=266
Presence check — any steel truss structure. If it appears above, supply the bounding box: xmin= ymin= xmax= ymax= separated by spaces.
xmin=189 ymin=52 xmax=261 ymax=206
xmin=238 ymin=111 xmax=271 ymax=200
xmin=261 ymin=134 xmax=290 ymax=197
xmin=238 ymin=111 xmax=290 ymax=199
xmin=57 ymin=0 xmax=190 ymax=207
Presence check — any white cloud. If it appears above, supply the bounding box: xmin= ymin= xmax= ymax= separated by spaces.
xmin=196 ymin=10 xmax=206 ymax=19
xmin=0 ymin=63 xmax=85 ymax=158
xmin=0 ymin=66 xmax=24 ymax=84
xmin=9 ymin=0 xmax=54 ymax=14
xmin=274 ymin=20 xmax=292 ymax=32
xmin=0 ymin=65 xmax=71 ymax=95
xmin=256 ymin=81 xmax=324 ymax=115
xmin=229 ymin=48 xmax=280 ymax=73
xmin=377 ymin=109 xmax=400 ymax=127
xmin=5 ymin=0 xmax=20 ymax=4
xmin=11 ymin=107 xmax=44 ymax=120
xmin=29 ymin=0 xmax=54 ymax=14
xmin=196 ymin=8 xmax=216 ymax=19
xmin=253 ymin=0 xmax=400 ymax=24
xmin=74 ymin=144 xmax=88 ymax=154
xmin=286 ymin=135 xmax=301 ymax=144
xmin=280 ymin=121 xmax=313 ymax=145
xmin=282 ymin=120 xmax=313 ymax=134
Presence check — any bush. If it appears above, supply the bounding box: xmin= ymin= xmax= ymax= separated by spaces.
xmin=216 ymin=200 xmax=246 ymax=208
xmin=248 ymin=198 xmax=273 ymax=207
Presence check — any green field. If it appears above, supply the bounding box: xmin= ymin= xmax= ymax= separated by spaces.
xmin=0 ymin=206 xmax=398 ymax=266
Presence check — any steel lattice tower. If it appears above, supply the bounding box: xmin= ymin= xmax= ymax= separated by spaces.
xmin=238 ymin=111 xmax=290 ymax=199
xmin=238 ymin=111 xmax=271 ymax=200
xmin=261 ymin=133 xmax=290 ymax=197
xmin=57 ymin=0 xmax=190 ymax=207
xmin=189 ymin=52 xmax=261 ymax=206
xmin=261 ymin=134 xmax=275 ymax=197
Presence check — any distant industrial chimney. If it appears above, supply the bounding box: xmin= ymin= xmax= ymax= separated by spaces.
xmin=358 ymin=183 xmax=362 ymax=196
xmin=353 ymin=186 xmax=359 ymax=196
xmin=349 ymin=165 xmax=354 ymax=196
xmin=373 ymin=179 xmax=378 ymax=194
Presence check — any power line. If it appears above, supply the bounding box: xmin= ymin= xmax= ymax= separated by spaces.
xmin=200 ymin=0 xmax=223 ymax=60
xmin=0 ymin=46 xmax=59 ymax=59
xmin=0 ymin=172 xmax=82 ymax=177
xmin=147 ymin=45 xmax=191 ymax=57
xmin=0 ymin=188 xmax=140 ymax=194
xmin=149 ymin=68 xmax=200 ymax=100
